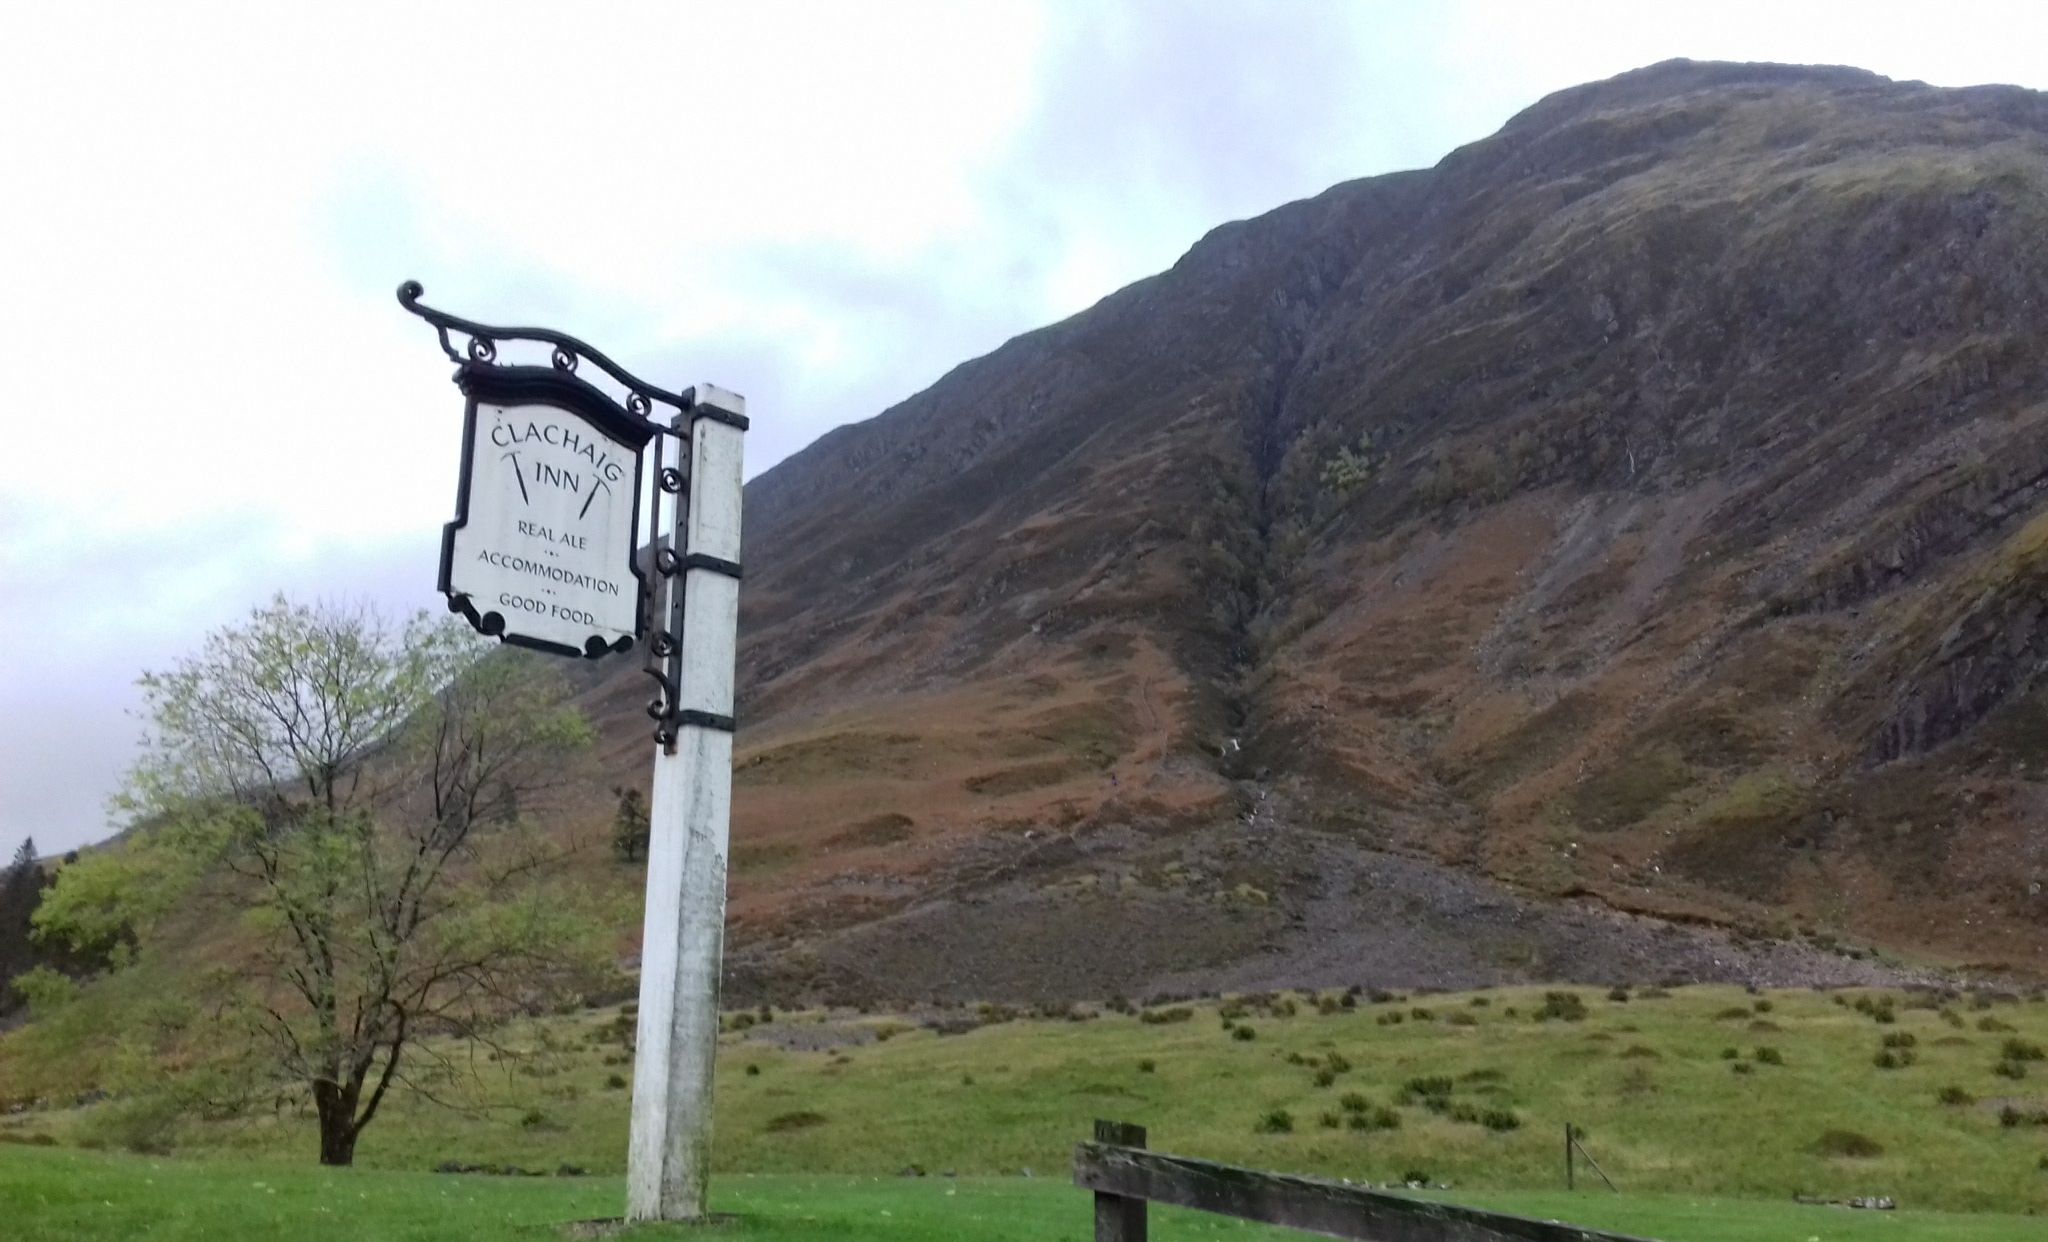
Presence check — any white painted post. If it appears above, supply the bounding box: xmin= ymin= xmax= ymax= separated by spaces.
xmin=626 ymin=384 xmax=745 ymax=1222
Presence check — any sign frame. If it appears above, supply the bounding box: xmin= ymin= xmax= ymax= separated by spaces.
xmin=438 ymin=362 xmax=658 ymax=659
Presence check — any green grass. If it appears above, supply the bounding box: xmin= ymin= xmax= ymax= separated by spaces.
xmin=4 ymin=1146 xmax=2046 ymax=1242
xmin=7 ymin=987 xmax=2048 ymax=1220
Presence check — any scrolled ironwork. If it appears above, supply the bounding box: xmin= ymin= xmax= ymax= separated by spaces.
xmin=551 ymin=345 xmax=576 ymax=372
xmin=655 ymin=547 xmax=682 ymax=577
xmin=659 ymin=467 xmax=685 ymax=494
xmin=397 ymin=280 xmax=694 ymax=416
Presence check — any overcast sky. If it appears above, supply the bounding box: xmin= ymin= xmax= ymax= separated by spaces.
xmin=3 ymin=1 xmax=2045 ymax=859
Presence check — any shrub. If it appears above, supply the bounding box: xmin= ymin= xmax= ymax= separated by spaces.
xmin=1873 ymin=1049 xmax=1910 ymax=1070
xmin=1814 ymin=1129 xmax=1884 ymax=1158
xmin=1937 ymin=1085 xmax=1974 ymax=1106
xmin=1715 ymin=1007 xmax=1753 ymax=1021
xmin=1446 ymin=1011 xmax=1479 ymax=1027
xmin=765 ymin=1110 xmax=826 ymax=1133
xmin=1881 ymin=1032 xmax=1918 ymax=1049
xmin=1348 ymin=1106 xmax=1401 ymax=1132
xmin=1410 ymin=1007 xmax=1436 ymax=1022
xmin=1366 ymin=989 xmax=1398 ymax=1005
xmin=1232 ymin=1025 xmax=1256 ymax=1042
xmin=744 ymin=1064 xmax=761 ymax=1077
xmin=1607 ymin=987 xmax=1630 ymax=1002
xmin=1458 ymin=1068 xmax=1505 ymax=1084
xmin=1753 ymin=1047 xmax=1784 ymax=1066
xmin=1339 ymin=1092 xmax=1370 ymax=1113
xmin=1401 ymin=1076 xmax=1455 ymax=1110
xmin=1138 ymin=1059 xmax=1156 ymax=1073
xmin=1939 ymin=1008 xmax=1966 ymax=1028
xmin=2002 ymin=1038 xmax=2047 ymax=1062
xmin=1481 ymin=1108 xmax=1521 ymax=1132
xmin=1994 ymin=1059 xmax=2028 ymax=1080
xmin=1637 ymin=987 xmax=1670 ymax=1000
xmin=1255 ymin=1108 xmax=1294 ymax=1134
xmin=1470 ymin=996 xmax=1491 ymax=1007
xmin=1376 ymin=1012 xmax=1405 ymax=1027
xmin=1621 ymin=1044 xmax=1661 ymax=1059
xmin=1720 ymin=1047 xmax=1740 ymax=1060
xmin=1324 ymin=1052 xmax=1352 ymax=1074
xmin=1537 ymin=993 xmax=1588 ymax=1022
xmin=604 ymin=1074 xmax=627 ymax=1090
xmin=1313 ymin=1068 xmax=1337 ymax=1088
xmin=1730 ymin=1062 xmax=1754 ymax=1075
xmin=1140 ymin=1007 xmax=1194 ymax=1025
xmin=1319 ymin=1112 xmax=1341 ymax=1130
xmin=1753 ymin=999 xmax=1774 ymax=1013
xmin=1979 ymin=1016 xmax=2017 ymax=1033
xmin=518 ymin=1108 xmax=554 ymax=1130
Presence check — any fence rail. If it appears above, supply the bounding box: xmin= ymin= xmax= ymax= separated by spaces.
xmin=1075 ymin=1120 xmax=1657 ymax=1242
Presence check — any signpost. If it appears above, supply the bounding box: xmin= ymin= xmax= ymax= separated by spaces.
xmin=400 ymin=282 xmax=747 ymax=1222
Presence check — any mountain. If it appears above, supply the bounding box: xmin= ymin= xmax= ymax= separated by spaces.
xmin=566 ymin=60 xmax=2048 ymax=1001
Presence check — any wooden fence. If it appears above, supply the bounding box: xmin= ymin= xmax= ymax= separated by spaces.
xmin=1075 ymin=1120 xmax=1657 ymax=1242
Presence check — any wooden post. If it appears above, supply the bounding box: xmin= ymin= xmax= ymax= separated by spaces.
xmin=1093 ymin=1119 xmax=1148 ymax=1242
xmin=625 ymin=386 xmax=746 ymax=1222
xmin=1564 ymin=1123 xmax=1574 ymax=1191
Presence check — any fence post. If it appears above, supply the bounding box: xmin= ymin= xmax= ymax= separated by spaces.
xmin=1564 ymin=1123 xmax=1574 ymax=1191
xmin=1094 ymin=1119 xmax=1148 ymax=1242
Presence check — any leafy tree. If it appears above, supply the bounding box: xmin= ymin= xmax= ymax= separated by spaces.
xmin=35 ymin=596 xmax=605 ymax=1165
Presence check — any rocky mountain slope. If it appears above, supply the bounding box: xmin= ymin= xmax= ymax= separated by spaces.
xmin=569 ymin=60 xmax=2048 ymax=1001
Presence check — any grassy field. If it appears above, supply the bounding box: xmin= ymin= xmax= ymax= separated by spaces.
xmin=6 ymin=984 xmax=2048 ymax=1233
xmin=6 ymin=1145 xmax=2048 ymax=1242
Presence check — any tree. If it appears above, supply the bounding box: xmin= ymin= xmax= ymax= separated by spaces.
xmin=5 ymin=836 xmax=34 ymax=894
xmin=610 ymin=787 xmax=649 ymax=863
xmin=35 ymin=596 xmax=605 ymax=1165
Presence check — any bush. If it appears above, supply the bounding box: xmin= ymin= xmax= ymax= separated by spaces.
xmin=1720 ymin=1047 xmax=1740 ymax=1060
xmin=1873 ymin=1049 xmax=1913 ymax=1070
xmin=1979 ymin=1016 xmax=2017 ymax=1033
xmin=1537 ymin=993 xmax=1588 ymax=1022
xmin=604 ymin=1074 xmax=627 ymax=1090
xmin=1339 ymin=1092 xmax=1370 ymax=1113
xmin=1140 ymin=1007 xmax=1194 ymax=1025
xmin=1410 ymin=1007 xmax=1436 ymax=1022
xmin=1446 ymin=1011 xmax=1479 ymax=1027
xmin=1715 ymin=1007 xmax=1752 ymax=1021
xmin=1937 ymin=1085 xmax=1974 ymax=1106
xmin=1606 ymin=987 xmax=1630 ymax=1003
xmin=1138 ymin=1059 xmax=1156 ymax=1073
xmin=1348 ymin=1106 xmax=1401 ymax=1132
xmin=1232 ymin=1025 xmax=1256 ymax=1042
xmin=78 ymin=1093 xmax=186 ymax=1155
xmin=1753 ymin=1047 xmax=1784 ymax=1066
xmin=1994 ymin=1059 xmax=2028 ymax=1080
xmin=1480 ymin=1108 xmax=1521 ymax=1132
xmin=1401 ymin=1076 xmax=1455 ymax=1110
xmin=1621 ymin=1044 xmax=1661 ymax=1059
xmin=1730 ymin=1062 xmax=1754 ymax=1075
xmin=1881 ymin=1032 xmax=1918 ymax=1049
xmin=1753 ymin=999 xmax=1774 ymax=1013
xmin=1376 ymin=1012 xmax=1405 ymax=1027
xmin=1814 ymin=1129 xmax=1884 ymax=1158
xmin=1313 ymin=1068 xmax=1337 ymax=1088
xmin=1255 ymin=1108 xmax=1294 ymax=1134
xmin=1319 ymin=1111 xmax=1341 ymax=1130
xmin=744 ymin=1064 xmax=761 ymax=1077
xmin=2002 ymin=1038 xmax=2047 ymax=1062
xmin=1324 ymin=1052 xmax=1352 ymax=1074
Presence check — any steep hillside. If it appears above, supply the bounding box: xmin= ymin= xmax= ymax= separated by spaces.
xmin=570 ymin=61 xmax=2048 ymax=1000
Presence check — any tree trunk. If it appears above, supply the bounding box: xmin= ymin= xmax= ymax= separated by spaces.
xmin=312 ymin=1080 xmax=358 ymax=1167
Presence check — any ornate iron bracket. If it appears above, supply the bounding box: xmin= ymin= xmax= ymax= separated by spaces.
xmin=398 ymin=280 xmax=695 ymax=420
